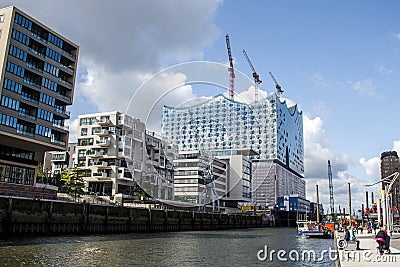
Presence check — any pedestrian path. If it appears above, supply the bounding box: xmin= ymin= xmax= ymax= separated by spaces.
xmin=338 ymin=234 xmax=400 ymax=266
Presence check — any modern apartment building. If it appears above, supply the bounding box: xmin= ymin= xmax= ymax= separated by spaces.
xmin=173 ymin=150 xmax=228 ymax=205
xmin=161 ymin=93 xmax=305 ymax=206
xmin=44 ymin=142 xmax=77 ymax=176
xmin=252 ymin=160 xmax=306 ymax=208
xmin=144 ymin=131 xmax=177 ymax=200
xmin=0 ymin=6 xmax=78 ymax=197
xmin=76 ymin=112 xmax=145 ymax=197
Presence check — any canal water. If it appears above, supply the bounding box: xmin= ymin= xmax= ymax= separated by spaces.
xmin=0 ymin=228 xmax=335 ymax=266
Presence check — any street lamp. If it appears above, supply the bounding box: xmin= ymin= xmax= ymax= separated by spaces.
xmin=365 ymin=172 xmax=399 ymax=235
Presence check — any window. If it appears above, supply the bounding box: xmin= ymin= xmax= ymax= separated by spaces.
xmin=0 ymin=14 xmax=4 ymax=23
xmin=81 ymin=128 xmax=87 ymax=136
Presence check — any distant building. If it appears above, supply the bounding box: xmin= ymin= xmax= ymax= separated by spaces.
xmin=173 ymin=150 xmax=228 ymax=205
xmin=144 ymin=131 xmax=177 ymax=200
xmin=380 ymin=151 xmax=400 ymax=209
xmin=278 ymin=194 xmax=310 ymax=213
xmin=0 ymin=6 xmax=78 ymax=198
xmin=161 ymin=93 xmax=305 ymax=207
xmin=44 ymin=142 xmax=77 ymax=176
xmin=253 ymin=160 xmax=305 ymax=208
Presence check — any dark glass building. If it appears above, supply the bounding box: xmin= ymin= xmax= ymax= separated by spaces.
xmin=0 ymin=6 xmax=78 ymax=196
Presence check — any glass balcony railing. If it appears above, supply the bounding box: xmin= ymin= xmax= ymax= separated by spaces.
xmin=19 ymin=111 xmax=37 ymax=121
xmin=31 ymin=32 xmax=47 ymax=43
xmin=58 ymin=78 xmax=72 ymax=88
xmin=54 ymin=108 xmax=70 ymax=117
xmin=21 ymin=95 xmax=39 ymax=104
xmin=52 ymin=123 xmax=69 ymax=131
xmin=16 ymin=129 xmax=34 ymax=138
xmin=28 ymin=47 xmax=44 ymax=59
xmin=62 ymin=50 xmax=76 ymax=60
xmin=23 ymin=78 xmax=41 ymax=89
xmin=26 ymin=62 xmax=43 ymax=73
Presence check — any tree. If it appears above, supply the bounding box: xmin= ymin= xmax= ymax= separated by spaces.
xmin=60 ymin=168 xmax=85 ymax=201
xmin=36 ymin=164 xmax=46 ymax=184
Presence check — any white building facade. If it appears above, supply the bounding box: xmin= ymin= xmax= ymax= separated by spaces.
xmin=76 ymin=111 xmax=145 ymax=197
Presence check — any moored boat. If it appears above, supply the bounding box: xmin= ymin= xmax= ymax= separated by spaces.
xmin=296 ymin=220 xmax=333 ymax=239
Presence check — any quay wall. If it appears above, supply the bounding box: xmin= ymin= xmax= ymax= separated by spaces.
xmin=0 ymin=197 xmax=272 ymax=235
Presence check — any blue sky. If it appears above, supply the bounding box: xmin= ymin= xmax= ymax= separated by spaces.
xmin=4 ymin=0 xmax=400 ymax=211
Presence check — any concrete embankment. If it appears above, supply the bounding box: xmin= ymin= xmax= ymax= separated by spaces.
xmin=0 ymin=196 xmax=273 ymax=235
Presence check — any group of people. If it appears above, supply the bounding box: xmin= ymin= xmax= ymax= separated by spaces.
xmin=342 ymin=224 xmax=391 ymax=254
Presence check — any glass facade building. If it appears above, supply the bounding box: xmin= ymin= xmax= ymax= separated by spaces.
xmin=0 ymin=6 xmax=78 ymax=194
xmin=161 ymin=93 xmax=304 ymax=175
xmin=161 ymin=93 xmax=305 ymax=206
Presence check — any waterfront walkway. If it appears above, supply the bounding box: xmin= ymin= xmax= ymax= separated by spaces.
xmin=337 ymin=232 xmax=400 ymax=266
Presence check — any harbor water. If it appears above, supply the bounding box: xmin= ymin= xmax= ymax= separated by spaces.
xmin=0 ymin=228 xmax=335 ymax=266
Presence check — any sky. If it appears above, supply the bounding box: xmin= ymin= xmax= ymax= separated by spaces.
xmin=3 ymin=0 xmax=400 ymax=213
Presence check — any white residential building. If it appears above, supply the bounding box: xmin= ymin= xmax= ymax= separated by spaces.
xmin=76 ymin=111 xmax=145 ymax=197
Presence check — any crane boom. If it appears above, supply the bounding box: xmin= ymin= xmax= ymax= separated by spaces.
xmin=269 ymin=71 xmax=284 ymax=96
xmin=225 ymin=34 xmax=235 ymax=100
xmin=242 ymin=49 xmax=261 ymax=102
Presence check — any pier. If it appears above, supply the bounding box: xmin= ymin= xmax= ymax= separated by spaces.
xmin=0 ymin=196 xmax=273 ymax=235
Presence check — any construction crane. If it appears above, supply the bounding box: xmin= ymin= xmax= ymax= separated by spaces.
xmin=328 ymin=160 xmax=334 ymax=215
xmin=269 ymin=71 xmax=284 ymax=97
xmin=242 ymin=49 xmax=262 ymax=102
xmin=225 ymin=34 xmax=235 ymax=101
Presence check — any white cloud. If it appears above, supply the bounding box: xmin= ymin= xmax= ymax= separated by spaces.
xmin=236 ymin=86 xmax=268 ymax=103
xmin=310 ymin=71 xmax=331 ymax=89
xmin=359 ymin=157 xmax=380 ymax=179
xmin=65 ymin=118 xmax=79 ymax=143
xmin=349 ymin=79 xmax=380 ymax=97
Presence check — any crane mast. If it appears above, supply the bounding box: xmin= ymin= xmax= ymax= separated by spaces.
xmin=269 ymin=71 xmax=284 ymax=97
xmin=225 ymin=34 xmax=235 ymax=100
xmin=242 ymin=49 xmax=262 ymax=102
xmin=328 ymin=160 xmax=334 ymax=215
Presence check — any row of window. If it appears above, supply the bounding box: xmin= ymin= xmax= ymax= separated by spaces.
xmin=0 ymin=164 xmax=35 ymax=186
xmin=1 ymin=95 xmax=19 ymax=111
xmin=0 ymin=145 xmax=34 ymax=161
xmin=40 ymin=92 xmax=55 ymax=106
xmin=48 ymin=32 xmax=63 ymax=48
xmin=43 ymin=61 xmax=59 ymax=77
xmin=14 ymin=13 xmax=32 ymax=31
xmin=35 ymin=124 xmax=51 ymax=137
xmin=12 ymin=29 xmax=29 ymax=46
xmin=6 ymin=61 xmax=25 ymax=78
xmin=0 ymin=113 xmax=18 ymax=128
xmin=9 ymin=45 xmax=27 ymax=61
xmin=3 ymin=78 xmax=22 ymax=94
xmin=37 ymin=108 xmax=53 ymax=122
xmin=42 ymin=77 xmax=58 ymax=92
xmin=45 ymin=47 xmax=61 ymax=62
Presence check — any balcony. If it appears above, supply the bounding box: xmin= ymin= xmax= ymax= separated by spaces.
xmin=23 ymin=78 xmax=41 ymax=89
xmin=21 ymin=95 xmax=39 ymax=104
xmin=97 ymin=117 xmax=111 ymax=126
xmin=51 ymin=153 xmax=66 ymax=161
xmin=31 ymin=32 xmax=47 ymax=44
xmin=53 ymin=123 xmax=69 ymax=132
xmin=94 ymin=129 xmax=109 ymax=136
xmin=54 ymin=108 xmax=71 ymax=118
xmin=56 ymin=92 xmax=71 ymax=103
xmin=62 ymin=50 xmax=76 ymax=61
xmin=58 ymin=78 xmax=73 ymax=89
xmin=28 ymin=48 xmax=45 ymax=59
xmin=92 ymin=172 xmax=109 ymax=178
xmin=26 ymin=62 xmax=43 ymax=74
xmin=50 ymin=137 xmax=66 ymax=147
xmin=86 ymin=150 xmax=102 ymax=158
xmin=19 ymin=111 xmax=36 ymax=121
xmin=93 ymin=161 xmax=108 ymax=168
xmin=96 ymin=139 xmax=110 ymax=147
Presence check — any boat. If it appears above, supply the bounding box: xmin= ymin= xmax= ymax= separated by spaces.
xmin=296 ymin=220 xmax=333 ymax=239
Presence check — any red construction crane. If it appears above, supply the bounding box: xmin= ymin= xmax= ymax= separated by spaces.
xmin=242 ymin=49 xmax=262 ymax=102
xmin=269 ymin=71 xmax=284 ymax=96
xmin=225 ymin=34 xmax=235 ymax=100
